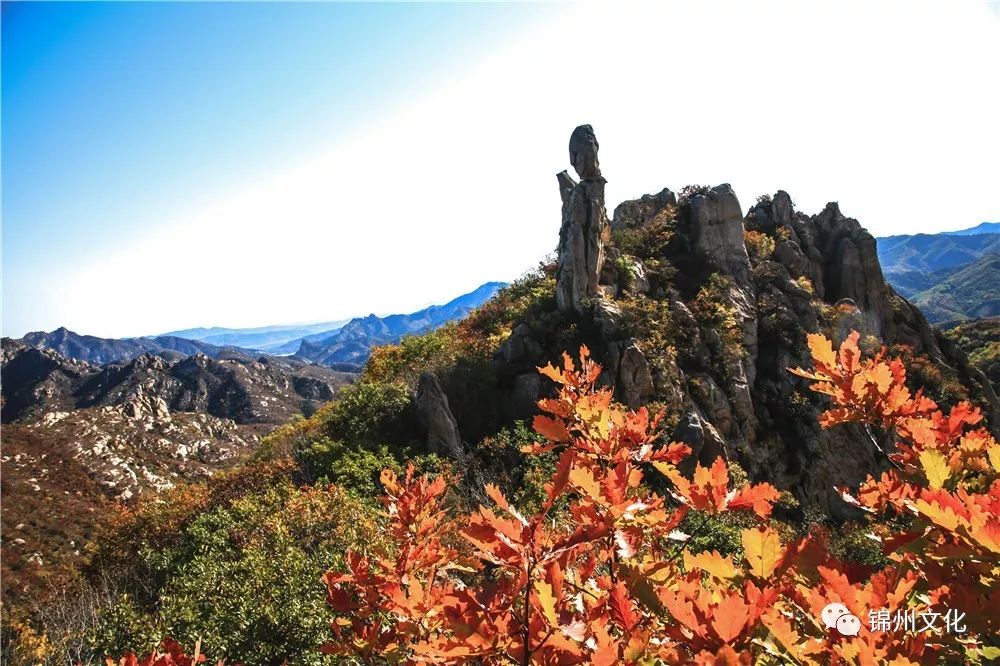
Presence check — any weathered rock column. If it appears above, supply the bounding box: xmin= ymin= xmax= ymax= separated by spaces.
xmin=556 ymin=125 xmax=609 ymax=314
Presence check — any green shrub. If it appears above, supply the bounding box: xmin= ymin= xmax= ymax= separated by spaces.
xmin=92 ymin=483 xmax=383 ymax=664
xmin=676 ymin=510 xmax=755 ymax=557
xmin=470 ymin=421 xmax=557 ymax=514
xmin=298 ymin=436 xmax=444 ymax=498
xmin=691 ymin=273 xmax=745 ymax=372
xmin=611 ymin=207 xmax=676 ymax=261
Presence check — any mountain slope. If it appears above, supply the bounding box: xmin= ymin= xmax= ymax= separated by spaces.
xmin=943 ymin=316 xmax=1000 ymax=393
xmin=875 ymin=226 xmax=1000 ymax=322
xmin=908 ymin=252 xmax=1000 ymax=323
xmin=268 ymin=185 xmax=999 ymax=523
xmin=1 ymin=339 xmax=354 ymax=426
xmin=876 ymin=231 xmax=1000 ymax=278
xmin=1 ymin=339 xmax=353 ymax=601
xmin=295 ymin=281 xmax=506 ymax=367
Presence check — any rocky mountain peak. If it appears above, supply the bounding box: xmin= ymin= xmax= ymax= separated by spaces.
xmin=502 ymin=127 xmax=1000 ymax=516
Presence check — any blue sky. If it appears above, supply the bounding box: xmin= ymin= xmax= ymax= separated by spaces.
xmin=3 ymin=1 xmax=998 ymax=338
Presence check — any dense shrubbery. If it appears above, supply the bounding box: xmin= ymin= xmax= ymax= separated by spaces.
xmin=3 ymin=462 xmax=383 ymax=664
xmin=611 ymin=206 xmax=678 ymax=291
xmin=92 ymin=481 xmax=382 ymax=663
xmin=691 ymin=273 xmax=745 ymax=371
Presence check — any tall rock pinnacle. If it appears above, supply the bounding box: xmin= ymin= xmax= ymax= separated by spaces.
xmin=556 ymin=125 xmax=609 ymax=314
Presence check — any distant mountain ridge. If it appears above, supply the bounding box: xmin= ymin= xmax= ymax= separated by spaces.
xmin=18 ymin=327 xmax=250 ymax=365
xmin=876 ymin=223 xmax=999 ymax=323
xmin=295 ymin=281 xmax=506 ymax=367
xmin=161 ymin=320 xmax=350 ymax=353
xmin=942 ymin=221 xmax=1000 ymax=236
xmin=876 ymin=232 xmax=1000 ymax=276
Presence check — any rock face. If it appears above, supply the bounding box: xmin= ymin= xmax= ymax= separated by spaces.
xmin=687 ymin=184 xmax=752 ymax=284
xmin=611 ymin=188 xmax=677 ymax=232
xmin=556 ymin=125 xmax=610 ymax=314
xmin=0 ymin=341 xmax=93 ymax=422
xmin=415 ymin=372 xmax=463 ymax=458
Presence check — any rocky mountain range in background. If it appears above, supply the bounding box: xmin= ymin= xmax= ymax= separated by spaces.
xmin=941 ymin=221 xmax=1000 ymax=236
xmin=14 ymin=281 xmax=506 ymax=370
xmin=877 ymin=223 xmax=999 ymax=323
xmin=295 ymin=281 xmax=506 ymax=367
xmin=17 ymin=328 xmax=248 ymax=365
xmin=1 ymin=280 xmax=506 ymax=511
xmin=1 ymin=281 xmax=504 ymax=588
xmin=1 ymin=338 xmax=354 ymax=498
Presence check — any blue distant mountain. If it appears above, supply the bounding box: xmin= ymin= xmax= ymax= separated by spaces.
xmin=16 ymin=327 xmax=247 ymax=365
xmin=295 ymin=281 xmax=507 ymax=368
xmin=877 ymin=224 xmax=1000 ymax=323
xmin=942 ymin=222 xmax=1000 ymax=236
xmin=162 ymin=320 xmax=351 ymax=353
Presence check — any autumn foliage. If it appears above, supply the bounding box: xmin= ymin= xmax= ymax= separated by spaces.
xmin=106 ymin=638 xmax=217 ymax=666
xmin=321 ymin=336 xmax=999 ymax=664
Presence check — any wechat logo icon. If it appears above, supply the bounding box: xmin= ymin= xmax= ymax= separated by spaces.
xmin=822 ymin=602 xmax=861 ymax=636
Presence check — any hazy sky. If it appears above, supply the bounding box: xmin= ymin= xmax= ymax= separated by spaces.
xmin=3 ymin=1 xmax=998 ymax=338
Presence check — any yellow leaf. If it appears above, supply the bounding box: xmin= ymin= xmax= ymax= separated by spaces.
xmin=806 ymin=333 xmax=837 ymax=370
xmin=684 ymin=550 xmax=739 ymax=581
xmin=742 ymin=527 xmax=783 ymax=579
xmin=869 ymin=363 xmax=893 ymax=394
xmin=569 ymin=466 xmax=602 ymax=501
xmin=987 ymin=444 xmax=1000 ymax=473
xmin=919 ymin=449 xmax=951 ymax=488
xmin=533 ymin=580 xmax=559 ymax=627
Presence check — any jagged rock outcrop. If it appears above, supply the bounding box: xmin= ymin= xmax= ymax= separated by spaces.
xmin=556 ymin=125 xmax=609 ymax=314
xmin=611 ymin=188 xmax=677 ymax=232
xmin=496 ymin=132 xmax=999 ymax=516
xmin=415 ymin=372 xmax=464 ymax=459
xmin=611 ymin=186 xmax=1000 ymax=515
xmin=425 ymin=129 xmax=997 ymax=518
